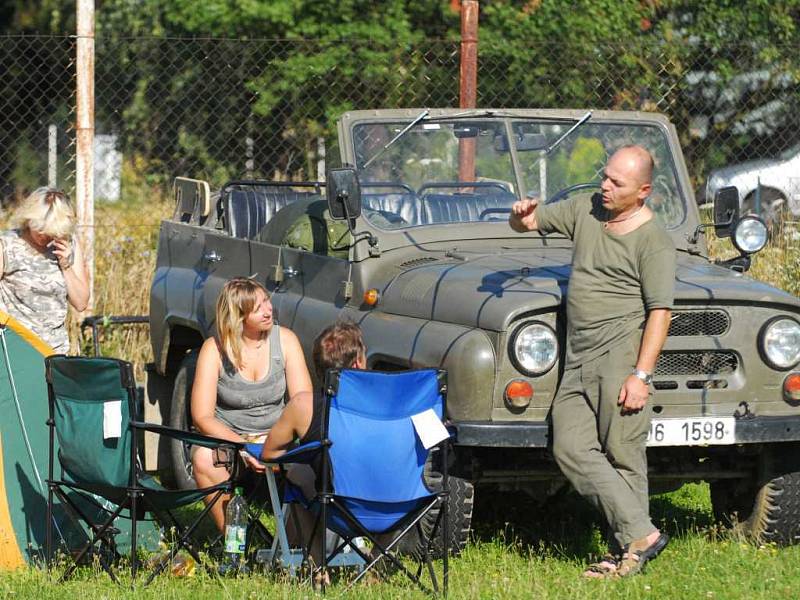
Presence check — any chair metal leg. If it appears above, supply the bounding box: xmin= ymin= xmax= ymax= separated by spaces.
xmin=130 ymin=490 xmax=138 ymax=582
xmin=339 ymin=497 xmax=440 ymax=595
xmin=59 ymin=496 xmax=127 ymax=584
xmin=440 ymin=492 xmax=449 ymax=596
xmin=46 ymin=484 xmax=54 ymax=569
xmin=320 ymin=496 xmax=328 ymax=592
xmin=265 ymin=468 xmax=296 ymax=573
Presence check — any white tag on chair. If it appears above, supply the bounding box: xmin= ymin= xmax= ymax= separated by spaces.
xmin=411 ymin=409 xmax=449 ymax=449
xmin=103 ymin=400 xmax=122 ymax=439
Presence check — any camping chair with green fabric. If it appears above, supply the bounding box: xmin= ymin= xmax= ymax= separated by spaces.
xmin=44 ymin=354 xmax=244 ymax=585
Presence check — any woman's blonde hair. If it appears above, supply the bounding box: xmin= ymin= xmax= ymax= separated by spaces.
xmin=12 ymin=187 xmax=75 ymax=239
xmin=216 ymin=277 xmax=270 ymax=369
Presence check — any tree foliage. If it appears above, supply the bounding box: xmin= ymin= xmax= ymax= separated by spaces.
xmin=1 ymin=1 xmax=800 ymax=187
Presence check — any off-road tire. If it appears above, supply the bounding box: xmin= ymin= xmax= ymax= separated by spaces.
xmin=400 ymin=449 xmax=474 ymax=558
xmin=167 ymin=351 xmax=199 ymax=491
xmin=712 ymin=472 xmax=800 ymax=545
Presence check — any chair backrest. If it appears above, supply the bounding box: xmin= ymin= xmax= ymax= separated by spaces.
xmin=45 ymin=356 xmax=137 ymax=489
xmin=324 ymin=369 xmax=446 ymax=504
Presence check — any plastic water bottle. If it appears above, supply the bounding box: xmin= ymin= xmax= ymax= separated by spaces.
xmin=222 ymin=487 xmax=248 ymax=574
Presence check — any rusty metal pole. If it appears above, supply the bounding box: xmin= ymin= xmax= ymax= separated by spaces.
xmin=76 ymin=0 xmax=95 ymax=310
xmin=458 ymin=0 xmax=478 ymax=183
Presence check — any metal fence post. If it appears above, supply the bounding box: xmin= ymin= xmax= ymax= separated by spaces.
xmin=48 ymin=125 xmax=57 ymax=188
xmin=458 ymin=0 xmax=479 ymax=183
xmin=76 ymin=0 xmax=95 ymax=310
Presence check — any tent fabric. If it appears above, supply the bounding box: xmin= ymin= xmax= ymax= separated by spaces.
xmin=0 ymin=311 xmax=157 ymax=569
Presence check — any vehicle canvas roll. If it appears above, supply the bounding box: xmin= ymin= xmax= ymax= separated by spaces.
xmin=0 ymin=310 xmax=156 ymax=569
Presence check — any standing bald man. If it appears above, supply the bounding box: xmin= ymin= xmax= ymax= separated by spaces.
xmin=510 ymin=145 xmax=676 ymax=578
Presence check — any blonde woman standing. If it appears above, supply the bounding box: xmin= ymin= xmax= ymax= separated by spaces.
xmin=191 ymin=277 xmax=313 ymax=532
xmin=0 ymin=188 xmax=89 ymax=353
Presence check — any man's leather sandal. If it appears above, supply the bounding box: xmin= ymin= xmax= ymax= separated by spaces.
xmin=614 ymin=533 xmax=670 ymax=578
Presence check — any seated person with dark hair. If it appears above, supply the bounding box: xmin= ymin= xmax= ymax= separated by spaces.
xmin=260 ymin=320 xmax=366 ymax=463
xmin=260 ymin=321 xmax=396 ymax=564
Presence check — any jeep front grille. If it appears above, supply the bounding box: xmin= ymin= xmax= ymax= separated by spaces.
xmin=667 ymin=310 xmax=730 ymax=337
xmin=655 ymin=350 xmax=738 ymax=376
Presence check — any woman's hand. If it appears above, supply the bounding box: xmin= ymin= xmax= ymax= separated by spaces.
xmin=242 ymin=452 xmax=266 ymax=473
xmin=57 ymin=237 xmax=90 ymax=311
xmin=49 ymin=237 xmax=73 ymax=270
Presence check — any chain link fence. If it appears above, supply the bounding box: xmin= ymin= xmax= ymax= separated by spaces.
xmin=2 ymin=35 xmax=799 ymax=222
xmin=0 ymin=36 xmax=76 ymax=202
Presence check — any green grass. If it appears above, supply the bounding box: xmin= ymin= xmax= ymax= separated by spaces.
xmin=3 ymin=483 xmax=800 ymax=599
xmin=2 ymin=200 xmax=798 ymax=595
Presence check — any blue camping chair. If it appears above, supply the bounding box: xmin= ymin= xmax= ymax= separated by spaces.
xmin=44 ymin=355 xmax=244 ymax=585
xmin=247 ymin=368 xmax=450 ymax=594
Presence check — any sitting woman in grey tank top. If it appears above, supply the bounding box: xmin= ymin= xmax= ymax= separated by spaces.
xmin=192 ymin=277 xmax=313 ymax=532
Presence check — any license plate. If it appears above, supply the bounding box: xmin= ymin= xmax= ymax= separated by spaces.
xmin=646 ymin=417 xmax=735 ymax=447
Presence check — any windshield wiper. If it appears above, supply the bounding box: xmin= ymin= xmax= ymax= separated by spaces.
xmin=363 ymin=109 xmax=429 ymax=169
xmin=543 ymin=110 xmax=592 ymax=155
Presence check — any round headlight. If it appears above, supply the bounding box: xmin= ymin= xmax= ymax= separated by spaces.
xmin=510 ymin=321 xmax=558 ymax=376
xmin=760 ymin=317 xmax=800 ymax=370
xmin=733 ymin=216 xmax=768 ymax=254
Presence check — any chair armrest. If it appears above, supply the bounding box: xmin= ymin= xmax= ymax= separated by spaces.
xmin=244 ymin=441 xmax=322 ymax=465
xmin=131 ymin=421 xmax=244 ymax=450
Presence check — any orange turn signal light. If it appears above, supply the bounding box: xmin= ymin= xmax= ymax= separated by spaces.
xmin=363 ymin=288 xmax=380 ymax=306
xmin=505 ymin=379 xmax=533 ymax=409
xmin=784 ymin=373 xmax=800 ymax=402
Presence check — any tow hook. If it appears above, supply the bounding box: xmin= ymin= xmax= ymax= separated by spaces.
xmin=734 ymin=401 xmax=755 ymax=420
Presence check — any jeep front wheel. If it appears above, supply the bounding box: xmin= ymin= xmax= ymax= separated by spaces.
xmin=712 ymin=472 xmax=800 ymax=545
xmin=167 ymin=351 xmax=199 ymax=491
xmin=401 ymin=449 xmax=474 ymax=558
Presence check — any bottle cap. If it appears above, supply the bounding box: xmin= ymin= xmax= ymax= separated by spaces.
xmin=235 ymin=486 xmax=244 ymax=496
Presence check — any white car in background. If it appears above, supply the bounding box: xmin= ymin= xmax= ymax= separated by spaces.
xmin=705 ymin=144 xmax=800 ymax=225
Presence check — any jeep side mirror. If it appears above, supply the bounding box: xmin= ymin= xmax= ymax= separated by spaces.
xmin=714 ymin=186 xmax=740 ymax=239
xmin=687 ymin=185 xmax=743 ymax=246
xmin=326 ymin=167 xmax=362 ymax=222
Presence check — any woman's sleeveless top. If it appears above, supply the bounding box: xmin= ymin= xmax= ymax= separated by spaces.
xmin=0 ymin=229 xmax=69 ymax=352
xmin=215 ymin=324 xmax=287 ymax=434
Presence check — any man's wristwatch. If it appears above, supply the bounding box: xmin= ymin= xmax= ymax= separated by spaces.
xmin=631 ymin=369 xmax=653 ymax=385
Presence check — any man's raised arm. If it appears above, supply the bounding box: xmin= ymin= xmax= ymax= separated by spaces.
xmin=509 ymin=197 xmax=541 ymax=233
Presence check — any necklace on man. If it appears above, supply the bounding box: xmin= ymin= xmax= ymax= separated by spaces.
xmin=604 ymin=204 xmax=644 ymax=229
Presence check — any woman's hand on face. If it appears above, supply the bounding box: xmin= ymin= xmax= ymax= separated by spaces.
xmin=50 ymin=238 xmax=72 ymax=270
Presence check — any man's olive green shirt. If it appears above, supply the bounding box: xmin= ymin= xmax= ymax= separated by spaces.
xmin=536 ymin=193 xmax=676 ymax=368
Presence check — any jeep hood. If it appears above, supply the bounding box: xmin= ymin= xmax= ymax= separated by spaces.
xmin=379 ymin=249 xmax=571 ymax=331
xmin=377 ymin=249 xmax=800 ymax=332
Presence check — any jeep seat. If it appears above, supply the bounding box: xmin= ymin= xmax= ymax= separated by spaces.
xmin=422 ymin=191 xmax=517 ymax=224
xmin=362 ymin=192 xmax=421 ymax=226
xmin=223 ymin=189 xmax=320 ymax=239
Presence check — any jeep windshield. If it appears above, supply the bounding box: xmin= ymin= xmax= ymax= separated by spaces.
xmin=352 ymin=117 xmax=686 ymax=231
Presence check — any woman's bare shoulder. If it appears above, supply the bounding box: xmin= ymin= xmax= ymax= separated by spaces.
xmin=198 ymin=336 xmax=222 ymax=363
xmin=278 ymin=325 xmax=304 ymax=349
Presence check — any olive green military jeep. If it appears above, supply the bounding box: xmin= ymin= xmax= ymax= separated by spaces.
xmin=148 ymin=108 xmax=800 ymax=552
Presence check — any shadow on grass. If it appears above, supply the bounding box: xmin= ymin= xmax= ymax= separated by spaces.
xmin=170 ymin=476 xmax=276 ymax=561
xmin=471 ymin=481 xmax=715 ymax=559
